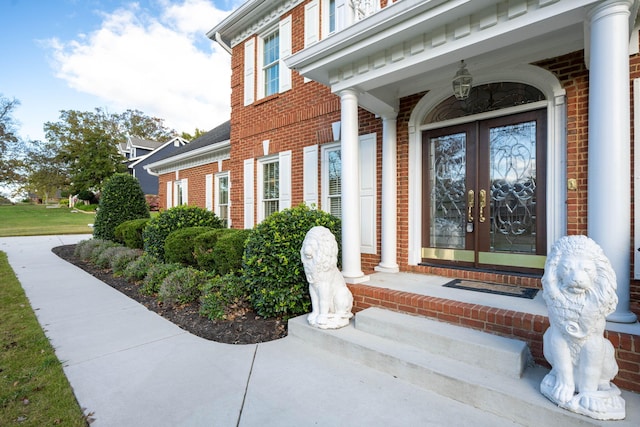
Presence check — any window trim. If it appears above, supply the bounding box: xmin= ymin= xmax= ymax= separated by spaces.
xmin=215 ymin=171 xmax=230 ymax=228
xmin=257 ymin=155 xmax=280 ymax=222
xmin=259 ymin=26 xmax=280 ymax=98
xmin=321 ymin=142 xmax=341 ymax=216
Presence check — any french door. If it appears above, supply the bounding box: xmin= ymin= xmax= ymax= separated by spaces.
xmin=421 ymin=109 xmax=547 ymax=272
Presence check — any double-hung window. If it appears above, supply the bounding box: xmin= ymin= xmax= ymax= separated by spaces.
xmin=324 ymin=145 xmax=342 ymax=217
xmin=262 ymin=159 xmax=280 ymax=217
xmin=262 ymin=29 xmax=280 ymax=97
xmin=216 ymin=172 xmax=230 ymax=228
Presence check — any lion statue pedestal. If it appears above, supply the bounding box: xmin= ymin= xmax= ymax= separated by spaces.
xmin=540 ymin=235 xmax=625 ymax=420
xmin=300 ymin=226 xmax=353 ymax=329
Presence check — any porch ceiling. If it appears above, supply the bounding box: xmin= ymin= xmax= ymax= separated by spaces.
xmin=285 ymin=0 xmax=610 ymax=115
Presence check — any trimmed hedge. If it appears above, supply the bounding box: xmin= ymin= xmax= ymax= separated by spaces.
xmin=164 ymin=226 xmax=214 ymax=266
xmin=158 ymin=267 xmax=209 ymax=307
xmin=194 ymin=229 xmax=251 ymax=275
xmin=142 ymin=205 xmax=223 ymax=261
xmin=242 ymin=203 xmax=341 ymax=319
xmin=114 ymin=218 xmax=150 ymax=249
xmin=93 ymin=173 xmax=150 ymax=241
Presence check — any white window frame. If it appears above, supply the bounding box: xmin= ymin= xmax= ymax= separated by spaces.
xmin=257 ymin=155 xmax=280 ymax=221
xmin=215 ymin=171 xmax=231 ymax=228
xmin=321 ymin=134 xmax=377 ymax=254
xmin=174 ymin=178 xmax=188 ymax=206
xmin=258 ymin=26 xmax=280 ymax=98
xmin=252 ymin=17 xmax=291 ymax=101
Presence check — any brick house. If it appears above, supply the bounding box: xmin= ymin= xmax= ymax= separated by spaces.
xmin=145 ymin=121 xmax=231 ymax=225
xmin=161 ymin=0 xmax=640 ymax=391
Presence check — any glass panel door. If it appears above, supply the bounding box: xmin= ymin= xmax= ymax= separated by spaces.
xmin=422 ymin=110 xmax=546 ymax=271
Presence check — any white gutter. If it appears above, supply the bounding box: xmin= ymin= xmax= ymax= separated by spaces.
xmin=215 ymin=32 xmax=232 ymax=54
xmin=144 ymin=140 xmax=231 ymax=175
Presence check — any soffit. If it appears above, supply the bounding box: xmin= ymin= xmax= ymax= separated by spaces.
xmin=286 ymin=0 xmax=601 ymax=112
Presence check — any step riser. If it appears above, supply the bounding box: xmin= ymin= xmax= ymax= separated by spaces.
xmin=289 ymin=315 xmax=601 ymax=427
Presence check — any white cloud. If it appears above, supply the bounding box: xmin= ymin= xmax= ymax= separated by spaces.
xmin=48 ymin=0 xmax=231 ymax=134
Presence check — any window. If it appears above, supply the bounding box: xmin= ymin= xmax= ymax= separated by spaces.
xmin=262 ymin=29 xmax=280 ymax=97
xmin=245 ymin=16 xmax=291 ymax=103
xmin=216 ymin=173 xmax=230 ymax=228
xmin=328 ymin=0 xmax=336 ymax=33
xmin=323 ymin=144 xmax=342 ymax=217
xmin=262 ymin=159 xmax=280 ymax=217
xmin=174 ymin=179 xmax=187 ymax=206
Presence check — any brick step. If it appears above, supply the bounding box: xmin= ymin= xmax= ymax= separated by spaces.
xmin=288 ymin=308 xmax=640 ymax=426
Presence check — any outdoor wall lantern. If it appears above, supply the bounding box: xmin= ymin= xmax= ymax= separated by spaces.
xmin=452 ymin=60 xmax=473 ymax=100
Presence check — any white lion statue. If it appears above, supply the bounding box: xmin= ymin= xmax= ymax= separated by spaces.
xmin=300 ymin=226 xmax=353 ymax=329
xmin=540 ymin=235 xmax=625 ymax=420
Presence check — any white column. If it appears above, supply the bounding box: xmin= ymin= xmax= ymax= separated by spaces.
xmin=588 ymin=0 xmax=637 ymax=323
xmin=340 ymin=89 xmax=368 ymax=283
xmin=376 ymin=114 xmax=399 ymax=273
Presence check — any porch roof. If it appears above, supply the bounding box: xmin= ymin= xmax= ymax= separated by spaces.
xmin=285 ymin=0 xmax=637 ymax=116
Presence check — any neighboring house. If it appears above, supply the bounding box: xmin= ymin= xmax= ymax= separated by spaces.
xmin=145 ymin=121 xmax=231 ymax=226
xmin=182 ymin=0 xmax=638 ymax=390
xmin=117 ymin=136 xmax=164 ymax=160
xmin=125 ymin=136 xmax=188 ymax=194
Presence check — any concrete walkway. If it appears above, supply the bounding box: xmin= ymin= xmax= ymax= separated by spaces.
xmin=0 ymin=235 xmax=614 ymax=426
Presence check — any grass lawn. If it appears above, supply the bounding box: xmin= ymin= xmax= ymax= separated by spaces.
xmin=0 ymin=204 xmax=95 ymax=237
xmin=0 ymin=251 xmax=88 ymax=426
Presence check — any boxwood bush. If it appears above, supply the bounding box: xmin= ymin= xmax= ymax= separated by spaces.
xmin=114 ymin=218 xmax=150 ymax=249
xmin=93 ymin=173 xmax=150 ymax=241
xmin=142 ymin=205 xmax=223 ymax=261
xmin=242 ymin=203 xmax=341 ymax=319
xmin=164 ymin=226 xmax=214 ymax=266
xmin=194 ymin=229 xmax=251 ymax=274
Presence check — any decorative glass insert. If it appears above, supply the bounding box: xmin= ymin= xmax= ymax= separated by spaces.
xmin=263 ymin=161 xmax=279 ymax=217
xmin=429 ymin=133 xmax=466 ymax=249
xmin=489 ymin=121 xmax=537 ymax=253
xmin=424 ymin=82 xmax=545 ymax=124
xmin=263 ymin=30 xmax=279 ymax=97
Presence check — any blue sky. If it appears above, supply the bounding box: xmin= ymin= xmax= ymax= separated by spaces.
xmin=0 ymin=0 xmax=239 ymax=142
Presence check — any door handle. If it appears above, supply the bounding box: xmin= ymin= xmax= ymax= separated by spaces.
xmin=467 ymin=189 xmax=474 ymax=223
xmin=479 ymin=189 xmax=486 ymax=223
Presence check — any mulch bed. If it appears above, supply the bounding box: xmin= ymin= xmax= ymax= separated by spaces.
xmin=51 ymin=245 xmax=287 ymax=345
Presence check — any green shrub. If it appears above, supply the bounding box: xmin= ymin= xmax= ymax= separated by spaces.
xmin=122 ymin=253 xmax=158 ymax=283
xmin=193 ymin=228 xmax=250 ymax=274
xmin=242 ymin=203 xmax=341 ymax=319
xmin=158 ymin=267 xmax=209 ymax=307
xmin=199 ymin=273 xmax=248 ymax=320
xmin=75 ymin=203 xmax=98 ymax=212
xmin=112 ymin=248 xmax=142 ymax=276
xmin=93 ymin=173 xmax=150 ymax=241
xmin=164 ymin=226 xmax=214 ymax=266
xmin=211 ymin=229 xmax=252 ymax=275
xmin=142 ymin=205 xmax=223 ymax=261
xmin=74 ymin=239 xmax=108 ymax=260
xmin=93 ymin=245 xmax=125 ymax=269
xmin=193 ymin=229 xmax=230 ymax=271
xmin=59 ymin=198 xmax=69 ymax=207
xmin=114 ymin=218 xmax=150 ymax=249
xmin=77 ymin=190 xmax=95 ymax=202
xmin=140 ymin=262 xmax=183 ymax=295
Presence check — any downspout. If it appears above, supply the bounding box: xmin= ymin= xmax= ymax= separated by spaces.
xmin=215 ymin=32 xmax=232 ymax=55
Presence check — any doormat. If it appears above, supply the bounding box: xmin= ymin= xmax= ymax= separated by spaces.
xmin=443 ymin=279 xmax=539 ymax=299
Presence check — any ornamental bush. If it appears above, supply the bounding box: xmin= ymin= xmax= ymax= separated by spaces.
xmin=93 ymin=173 xmax=150 ymax=242
xmin=142 ymin=205 xmax=223 ymax=261
xmin=74 ymin=239 xmax=110 ymax=261
xmin=242 ymin=203 xmax=341 ymax=319
xmin=199 ymin=273 xmax=248 ymax=320
xmin=140 ymin=262 xmax=183 ymax=296
xmin=158 ymin=267 xmax=209 ymax=307
xmin=194 ymin=229 xmax=251 ymax=275
xmin=164 ymin=226 xmax=214 ymax=266
xmin=122 ymin=252 xmax=158 ymax=282
xmin=114 ymin=218 xmax=150 ymax=249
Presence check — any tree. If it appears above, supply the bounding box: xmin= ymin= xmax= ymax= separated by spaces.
xmin=23 ymin=140 xmax=68 ymax=204
xmin=0 ymin=95 xmax=24 ymax=185
xmin=44 ymin=108 xmax=176 ymax=192
xmin=180 ymin=128 xmax=207 ymax=141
